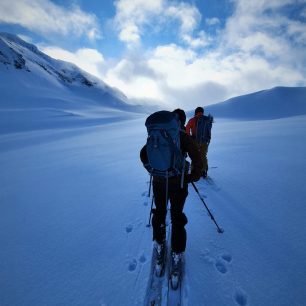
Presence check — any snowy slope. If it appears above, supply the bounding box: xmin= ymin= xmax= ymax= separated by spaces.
xmin=0 ymin=32 xmax=133 ymax=108
xmin=0 ymin=32 xmax=145 ymax=134
xmin=0 ymin=112 xmax=306 ymax=305
xmin=204 ymin=86 xmax=306 ymax=120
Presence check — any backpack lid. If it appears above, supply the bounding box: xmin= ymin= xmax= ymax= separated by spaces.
xmin=145 ymin=110 xmax=177 ymax=127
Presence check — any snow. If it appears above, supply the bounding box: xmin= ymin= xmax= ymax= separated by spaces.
xmin=0 ymin=32 xmax=146 ymax=114
xmin=205 ymin=86 xmax=306 ymax=120
xmin=1 ymin=112 xmax=306 ymax=306
xmin=1 ymin=32 xmax=306 ymax=306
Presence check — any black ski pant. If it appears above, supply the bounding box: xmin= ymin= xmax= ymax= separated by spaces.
xmin=152 ymin=178 xmax=188 ymax=253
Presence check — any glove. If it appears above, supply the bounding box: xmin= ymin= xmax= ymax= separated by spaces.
xmin=185 ymin=174 xmax=192 ymax=184
xmin=185 ymin=174 xmax=200 ymax=183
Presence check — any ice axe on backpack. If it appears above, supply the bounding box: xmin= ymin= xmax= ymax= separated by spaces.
xmin=191 ymin=182 xmax=224 ymax=234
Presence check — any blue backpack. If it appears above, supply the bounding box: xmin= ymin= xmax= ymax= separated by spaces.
xmin=196 ymin=114 xmax=213 ymax=144
xmin=145 ymin=111 xmax=184 ymax=178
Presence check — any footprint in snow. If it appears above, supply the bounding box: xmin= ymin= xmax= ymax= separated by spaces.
xmin=221 ymin=253 xmax=232 ymax=263
xmin=128 ymin=259 xmax=137 ymax=272
xmin=141 ymin=191 xmax=147 ymax=197
xmin=215 ymin=260 xmax=227 ymax=274
xmin=143 ymin=201 xmax=148 ymax=206
xmin=234 ymin=288 xmax=248 ymax=306
xmin=215 ymin=253 xmax=233 ymax=274
xmin=139 ymin=254 xmax=146 ymax=264
xmin=125 ymin=224 xmax=133 ymax=233
xmin=200 ymin=249 xmax=214 ymax=264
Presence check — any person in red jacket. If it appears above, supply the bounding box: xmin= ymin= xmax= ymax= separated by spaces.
xmin=186 ymin=107 xmax=212 ymax=178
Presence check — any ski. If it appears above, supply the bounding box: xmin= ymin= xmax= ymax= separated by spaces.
xmin=166 ymin=234 xmax=184 ymax=305
xmin=144 ymin=246 xmax=165 ymax=306
xmin=145 ymin=205 xmax=186 ymax=305
xmin=144 ymin=212 xmax=171 ymax=306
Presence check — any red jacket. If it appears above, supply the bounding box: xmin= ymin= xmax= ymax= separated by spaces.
xmin=185 ymin=112 xmax=203 ymax=137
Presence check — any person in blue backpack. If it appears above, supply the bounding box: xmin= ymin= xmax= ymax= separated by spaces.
xmin=140 ymin=109 xmax=203 ymax=280
xmin=186 ymin=107 xmax=213 ymax=178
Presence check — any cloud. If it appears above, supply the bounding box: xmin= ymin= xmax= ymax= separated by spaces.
xmin=164 ymin=81 xmax=229 ymax=109
xmin=36 ymin=0 xmax=306 ymax=110
xmin=205 ymin=18 xmax=220 ymax=26
xmin=114 ymin=0 xmax=163 ymax=45
xmin=181 ymin=31 xmax=211 ymax=49
xmin=0 ymin=0 xmax=101 ymax=40
xmin=286 ymin=19 xmax=306 ymax=44
xmin=108 ymin=0 xmax=306 ymax=108
xmin=113 ymin=0 xmax=207 ymax=48
xmin=220 ymin=0 xmax=306 ymax=73
xmin=165 ymin=2 xmax=201 ymax=34
xmin=102 ymin=44 xmax=229 ymax=108
xmin=41 ymin=46 xmax=104 ymax=78
xmin=107 ymin=57 xmax=161 ymax=82
xmin=104 ymin=57 xmax=166 ymax=103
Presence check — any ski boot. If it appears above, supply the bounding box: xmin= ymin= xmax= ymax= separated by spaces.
xmin=170 ymin=252 xmax=183 ymax=290
xmin=154 ymin=241 xmax=166 ymax=277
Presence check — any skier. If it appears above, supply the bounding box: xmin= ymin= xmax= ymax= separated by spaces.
xmin=186 ymin=107 xmax=213 ymax=178
xmin=140 ymin=109 xmax=203 ymax=284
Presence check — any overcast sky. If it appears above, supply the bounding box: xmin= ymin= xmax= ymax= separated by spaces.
xmin=1 ymin=0 xmax=306 ymax=109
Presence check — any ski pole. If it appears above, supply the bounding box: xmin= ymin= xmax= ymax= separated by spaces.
xmin=191 ymin=182 xmax=224 ymax=234
xmin=146 ymin=195 xmax=154 ymax=227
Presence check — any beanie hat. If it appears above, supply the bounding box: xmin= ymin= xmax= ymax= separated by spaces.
xmin=195 ymin=106 xmax=204 ymax=115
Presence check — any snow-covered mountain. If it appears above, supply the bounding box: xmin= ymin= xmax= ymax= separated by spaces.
xmin=0 ymin=32 xmax=144 ymax=113
xmin=205 ymin=86 xmax=306 ymax=120
xmin=0 ymin=32 xmax=153 ymax=133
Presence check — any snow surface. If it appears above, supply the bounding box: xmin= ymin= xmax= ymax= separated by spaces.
xmin=1 ymin=112 xmax=306 ymax=306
